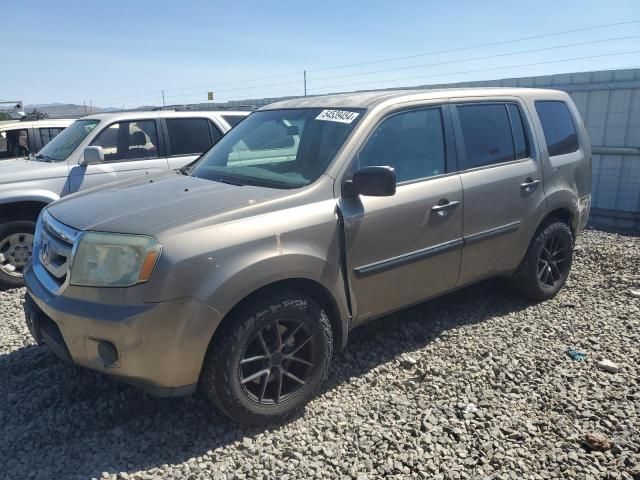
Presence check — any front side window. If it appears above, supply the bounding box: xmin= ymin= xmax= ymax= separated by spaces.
xmin=457 ymin=103 xmax=522 ymax=169
xmin=166 ymin=118 xmax=214 ymax=156
xmin=37 ymin=120 xmax=99 ymax=161
xmin=192 ymin=108 xmax=363 ymax=189
xmin=535 ymin=101 xmax=579 ymax=157
xmin=0 ymin=128 xmax=29 ymax=159
xmin=91 ymin=120 xmax=159 ymax=161
xmin=356 ymin=107 xmax=446 ymax=183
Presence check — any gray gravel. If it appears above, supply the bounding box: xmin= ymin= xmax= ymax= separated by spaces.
xmin=1 ymin=228 xmax=639 ymax=480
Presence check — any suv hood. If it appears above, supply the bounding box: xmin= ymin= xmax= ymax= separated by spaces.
xmin=0 ymin=158 xmax=66 ymax=185
xmin=47 ymin=172 xmax=290 ymax=235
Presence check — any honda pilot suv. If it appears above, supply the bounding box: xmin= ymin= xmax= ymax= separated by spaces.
xmin=0 ymin=110 xmax=248 ymax=288
xmin=23 ymin=89 xmax=591 ymax=425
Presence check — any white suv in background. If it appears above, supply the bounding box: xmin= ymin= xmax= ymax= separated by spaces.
xmin=0 ymin=109 xmax=249 ymax=288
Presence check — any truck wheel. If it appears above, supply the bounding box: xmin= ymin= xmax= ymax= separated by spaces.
xmin=201 ymin=290 xmax=333 ymax=426
xmin=0 ymin=220 xmax=36 ymax=289
xmin=512 ymin=218 xmax=573 ymax=301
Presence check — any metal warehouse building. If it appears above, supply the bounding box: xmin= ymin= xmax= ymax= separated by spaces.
xmin=219 ymin=68 xmax=640 ymax=230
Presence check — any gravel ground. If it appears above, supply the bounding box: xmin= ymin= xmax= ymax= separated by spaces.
xmin=1 ymin=228 xmax=639 ymax=480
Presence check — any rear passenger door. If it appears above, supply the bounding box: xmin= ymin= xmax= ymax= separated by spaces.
xmin=341 ymin=105 xmax=463 ymax=324
xmin=452 ymin=100 xmax=547 ymax=286
xmin=164 ymin=117 xmax=223 ymax=170
xmin=69 ymin=119 xmax=168 ymax=192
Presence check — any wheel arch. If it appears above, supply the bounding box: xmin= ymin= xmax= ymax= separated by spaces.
xmin=544 ymin=206 xmax=577 ymax=237
xmin=213 ymin=276 xmax=348 ymax=352
xmin=0 ymin=193 xmax=57 ymax=222
xmin=0 ymin=201 xmax=49 ymax=223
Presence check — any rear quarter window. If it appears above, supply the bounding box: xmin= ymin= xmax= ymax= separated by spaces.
xmin=222 ymin=115 xmax=246 ymax=128
xmin=535 ymin=101 xmax=579 ymax=157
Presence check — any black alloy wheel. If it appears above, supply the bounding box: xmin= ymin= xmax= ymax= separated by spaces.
xmin=239 ymin=317 xmax=315 ymax=405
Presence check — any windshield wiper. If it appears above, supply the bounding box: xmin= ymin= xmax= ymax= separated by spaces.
xmin=210 ymin=176 xmax=247 ymax=186
xmin=35 ymin=153 xmax=54 ymax=162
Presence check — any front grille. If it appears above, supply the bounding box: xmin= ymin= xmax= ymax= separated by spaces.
xmin=36 ymin=211 xmax=80 ymax=291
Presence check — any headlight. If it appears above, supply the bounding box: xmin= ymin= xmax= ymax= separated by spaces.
xmin=69 ymin=232 xmax=161 ymax=287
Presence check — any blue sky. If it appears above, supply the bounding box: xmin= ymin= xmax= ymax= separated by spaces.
xmin=1 ymin=0 xmax=639 ymax=108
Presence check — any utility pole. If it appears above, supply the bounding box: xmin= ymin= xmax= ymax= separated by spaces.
xmin=89 ymin=100 xmax=93 ymax=115
xmin=162 ymin=90 xmax=166 ymax=107
xmin=304 ymin=70 xmax=307 ymax=97
xmin=83 ymin=101 xmax=87 ymax=115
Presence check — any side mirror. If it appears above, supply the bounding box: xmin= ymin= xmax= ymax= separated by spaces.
xmin=342 ymin=166 xmax=396 ymax=198
xmin=81 ymin=146 xmax=104 ymax=165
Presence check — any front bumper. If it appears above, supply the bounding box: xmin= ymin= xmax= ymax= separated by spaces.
xmin=24 ymin=265 xmax=222 ymax=397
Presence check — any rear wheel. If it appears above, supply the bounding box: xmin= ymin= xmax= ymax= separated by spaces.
xmin=512 ymin=218 xmax=573 ymax=301
xmin=0 ymin=220 xmax=36 ymax=289
xmin=201 ymin=290 xmax=333 ymax=426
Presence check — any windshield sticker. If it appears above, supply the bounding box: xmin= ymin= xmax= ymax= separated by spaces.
xmin=316 ymin=110 xmax=360 ymax=124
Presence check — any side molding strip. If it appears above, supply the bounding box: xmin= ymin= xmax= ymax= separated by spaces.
xmin=352 ymin=221 xmax=521 ymax=278
xmin=354 ymin=238 xmax=464 ymax=277
xmin=463 ymin=220 xmax=521 ymax=246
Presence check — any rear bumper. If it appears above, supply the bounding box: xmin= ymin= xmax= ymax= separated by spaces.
xmin=24 ymin=266 xmax=222 ymax=397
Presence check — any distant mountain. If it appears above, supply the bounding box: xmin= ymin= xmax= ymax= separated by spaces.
xmin=23 ymin=103 xmax=120 ymax=118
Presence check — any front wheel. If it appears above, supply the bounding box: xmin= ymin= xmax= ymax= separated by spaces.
xmin=0 ymin=220 xmax=36 ymax=289
xmin=512 ymin=218 xmax=574 ymax=301
xmin=201 ymin=290 xmax=333 ymax=426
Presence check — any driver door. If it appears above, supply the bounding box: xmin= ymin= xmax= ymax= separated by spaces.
xmin=340 ymin=105 xmax=463 ymax=324
xmin=69 ymin=119 xmax=169 ymax=192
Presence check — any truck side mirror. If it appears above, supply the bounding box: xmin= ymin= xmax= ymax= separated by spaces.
xmin=81 ymin=146 xmax=104 ymax=165
xmin=342 ymin=166 xmax=397 ymax=198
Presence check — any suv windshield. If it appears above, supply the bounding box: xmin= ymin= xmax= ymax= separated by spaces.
xmin=37 ymin=119 xmax=100 ymax=161
xmin=192 ymin=108 xmax=363 ymax=188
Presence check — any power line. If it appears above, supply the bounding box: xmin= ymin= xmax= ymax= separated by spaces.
xmin=91 ymin=19 xmax=639 ymax=105
xmin=206 ymin=50 xmax=640 ymax=103
xmin=309 ymin=35 xmax=640 ymax=83
xmin=145 ymin=36 xmax=640 ymax=104
xmin=307 ymin=20 xmax=640 ymax=73
xmin=307 ymin=50 xmax=640 ymax=94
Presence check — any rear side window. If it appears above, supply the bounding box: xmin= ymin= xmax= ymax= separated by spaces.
xmin=535 ymin=101 xmax=579 ymax=157
xmin=39 ymin=127 xmax=64 ymax=146
xmin=457 ymin=103 xmax=529 ymax=169
xmin=166 ymin=118 xmax=214 ymax=156
xmin=222 ymin=115 xmax=246 ymax=128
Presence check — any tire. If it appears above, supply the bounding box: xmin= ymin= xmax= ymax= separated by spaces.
xmin=512 ymin=218 xmax=574 ymax=301
xmin=0 ymin=220 xmax=37 ymax=289
xmin=201 ymin=289 xmax=333 ymax=426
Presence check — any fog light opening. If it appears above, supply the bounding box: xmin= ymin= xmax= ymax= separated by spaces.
xmin=97 ymin=340 xmax=119 ymax=366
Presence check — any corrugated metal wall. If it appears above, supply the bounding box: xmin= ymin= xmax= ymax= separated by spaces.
xmin=209 ymin=68 xmax=640 ymax=229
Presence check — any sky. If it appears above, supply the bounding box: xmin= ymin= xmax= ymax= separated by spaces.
xmin=1 ymin=0 xmax=639 ymax=108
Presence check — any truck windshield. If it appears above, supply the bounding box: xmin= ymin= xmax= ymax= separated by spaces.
xmin=192 ymin=108 xmax=364 ymax=188
xmin=37 ymin=119 xmax=100 ymax=161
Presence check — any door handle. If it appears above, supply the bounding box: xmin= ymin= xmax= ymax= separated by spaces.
xmin=431 ymin=199 xmax=460 ymax=216
xmin=520 ymin=178 xmax=541 ymax=192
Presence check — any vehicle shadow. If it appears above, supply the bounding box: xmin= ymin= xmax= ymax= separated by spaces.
xmin=0 ymin=278 xmax=530 ymax=479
